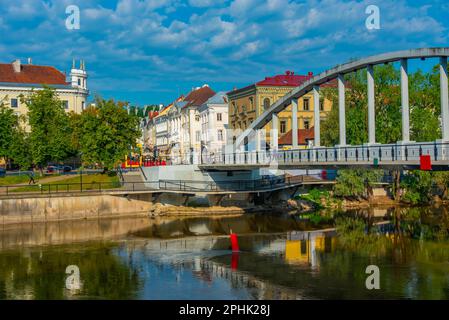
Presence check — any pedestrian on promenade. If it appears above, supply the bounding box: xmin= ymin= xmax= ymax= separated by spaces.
xmin=28 ymin=172 xmax=36 ymax=185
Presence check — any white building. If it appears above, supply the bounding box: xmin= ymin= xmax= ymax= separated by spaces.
xmin=0 ymin=59 xmax=88 ymax=122
xmin=166 ymin=85 xmax=216 ymax=163
xmin=198 ymin=92 xmax=228 ymax=156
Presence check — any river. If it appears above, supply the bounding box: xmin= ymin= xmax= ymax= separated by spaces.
xmin=0 ymin=206 xmax=448 ymax=300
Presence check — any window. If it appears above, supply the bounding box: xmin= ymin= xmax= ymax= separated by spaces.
xmin=249 ymin=97 xmax=254 ymax=110
xmin=263 ymin=98 xmax=271 ymax=110
xmin=217 ymin=113 xmax=222 ymax=121
xmin=196 ymin=131 xmax=201 ymax=142
xmin=303 ymin=98 xmax=310 ymax=111
xmin=63 ymin=100 xmax=69 ymax=109
xmin=320 ymin=100 xmax=324 ymax=111
xmin=304 ymin=119 xmax=310 ymax=129
xmin=218 ymin=129 xmax=224 ymax=141
xmin=82 ymin=101 xmax=85 ymax=110
xmin=232 ymin=102 xmax=237 ymax=115
xmin=195 ymin=115 xmax=200 ymax=122
xmin=10 ymin=98 xmax=18 ymax=108
xmin=78 ymin=79 xmax=81 ymax=86
xmin=280 ymin=120 xmax=287 ymax=134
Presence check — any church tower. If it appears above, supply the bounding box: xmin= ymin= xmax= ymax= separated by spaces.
xmin=70 ymin=59 xmax=88 ymax=91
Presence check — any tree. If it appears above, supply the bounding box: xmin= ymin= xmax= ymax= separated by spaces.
xmin=78 ymin=97 xmax=140 ymax=171
xmin=9 ymin=128 xmax=32 ymax=170
xmin=0 ymin=102 xmax=18 ymax=161
xmin=334 ymin=169 xmax=383 ymax=199
xmin=0 ymin=100 xmax=32 ymax=169
xmin=23 ymin=87 xmax=71 ymax=172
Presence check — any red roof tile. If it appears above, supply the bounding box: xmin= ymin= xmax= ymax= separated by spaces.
xmin=0 ymin=63 xmax=68 ymax=85
xmin=279 ymin=127 xmax=315 ymax=145
xmin=183 ymin=86 xmax=216 ymax=108
xmin=256 ymin=71 xmax=314 ymax=87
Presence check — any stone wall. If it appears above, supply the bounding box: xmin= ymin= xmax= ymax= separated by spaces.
xmin=0 ymin=195 xmax=153 ymax=225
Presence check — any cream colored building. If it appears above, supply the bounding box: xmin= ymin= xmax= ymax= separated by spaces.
xmin=227 ymin=71 xmax=333 ymax=147
xmin=0 ymin=59 xmax=89 ymax=124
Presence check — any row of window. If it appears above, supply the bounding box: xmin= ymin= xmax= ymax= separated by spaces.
xmin=279 ymin=119 xmax=311 ymax=134
xmin=196 ymin=129 xmax=225 ymax=142
xmin=232 ymin=98 xmax=324 ymax=115
xmin=196 ymin=113 xmax=224 ymax=122
xmin=8 ymin=99 xmax=85 ymax=110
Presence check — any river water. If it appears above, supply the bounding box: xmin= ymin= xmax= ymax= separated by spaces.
xmin=0 ymin=206 xmax=448 ymax=300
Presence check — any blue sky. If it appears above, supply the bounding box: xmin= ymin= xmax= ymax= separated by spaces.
xmin=0 ymin=0 xmax=448 ymax=106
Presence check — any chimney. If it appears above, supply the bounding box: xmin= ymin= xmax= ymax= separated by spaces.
xmin=12 ymin=59 xmax=21 ymax=73
xmin=27 ymin=58 xmax=32 ymax=65
xmin=308 ymin=72 xmax=313 ymax=77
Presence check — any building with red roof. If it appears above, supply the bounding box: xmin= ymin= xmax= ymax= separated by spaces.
xmin=227 ymin=71 xmax=334 ymax=146
xmin=0 ymin=59 xmax=89 ymax=122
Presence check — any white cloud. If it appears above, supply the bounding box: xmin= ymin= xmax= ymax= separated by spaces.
xmin=0 ymin=0 xmax=446 ymax=104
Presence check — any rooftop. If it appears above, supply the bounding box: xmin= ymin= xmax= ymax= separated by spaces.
xmin=0 ymin=60 xmax=69 ymax=85
xmin=278 ymin=127 xmax=315 ymax=146
xmin=183 ymin=85 xmax=216 ymax=108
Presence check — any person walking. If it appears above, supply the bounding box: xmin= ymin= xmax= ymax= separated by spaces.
xmin=28 ymin=171 xmax=36 ymax=185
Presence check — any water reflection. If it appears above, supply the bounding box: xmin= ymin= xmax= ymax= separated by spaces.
xmin=0 ymin=207 xmax=448 ymax=300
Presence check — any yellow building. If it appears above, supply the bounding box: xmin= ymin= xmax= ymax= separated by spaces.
xmin=227 ymin=71 xmax=333 ymax=146
xmin=0 ymin=59 xmax=89 ymax=127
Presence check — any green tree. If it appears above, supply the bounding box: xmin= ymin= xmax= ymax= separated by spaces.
xmin=78 ymin=98 xmax=140 ymax=171
xmin=400 ymin=171 xmax=433 ymax=204
xmin=0 ymin=100 xmax=32 ymax=169
xmin=334 ymin=169 xmax=383 ymax=199
xmin=0 ymin=102 xmax=18 ymax=161
xmin=23 ymin=88 xmax=71 ymax=172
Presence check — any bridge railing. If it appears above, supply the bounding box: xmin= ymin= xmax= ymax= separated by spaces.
xmin=0 ymin=175 xmax=329 ymax=196
xmin=157 ymin=175 xmax=310 ymax=192
xmin=188 ymin=141 xmax=449 ymax=166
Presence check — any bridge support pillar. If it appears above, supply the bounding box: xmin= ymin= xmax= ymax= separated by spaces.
xmin=338 ymin=74 xmax=346 ymax=146
xmin=313 ymin=86 xmax=321 ymax=147
xmin=292 ymin=99 xmax=299 ymax=149
xmin=271 ymin=113 xmax=279 ymax=151
xmin=400 ymin=59 xmax=410 ymax=143
xmin=440 ymin=57 xmax=449 ymax=141
xmin=367 ymin=65 xmax=376 ymax=144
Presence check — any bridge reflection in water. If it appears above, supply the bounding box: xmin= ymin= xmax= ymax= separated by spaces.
xmin=1 ymin=208 xmax=449 ymax=300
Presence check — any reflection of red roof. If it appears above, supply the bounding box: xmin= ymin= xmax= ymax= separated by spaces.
xmin=0 ymin=63 xmax=68 ymax=85
xmin=279 ymin=127 xmax=315 ymax=145
xmin=183 ymin=86 xmax=216 ymax=108
xmin=256 ymin=71 xmax=313 ymax=87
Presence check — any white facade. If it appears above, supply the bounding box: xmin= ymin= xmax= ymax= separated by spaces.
xmin=198 ymin=92 xmax=228 ymax=156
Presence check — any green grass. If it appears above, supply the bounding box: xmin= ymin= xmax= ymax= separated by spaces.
xmin=11 ymin=174 xmax=121 ymax=193
xmin=0 ymin=175 xmax=31 ymax=186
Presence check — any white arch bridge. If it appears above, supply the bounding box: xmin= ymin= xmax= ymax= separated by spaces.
xmin=198 ymin=47 xmax=449 ymax=171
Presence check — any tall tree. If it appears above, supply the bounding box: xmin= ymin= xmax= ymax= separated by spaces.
xmin=321 ymin=64 xmax=441 ymax=145
xmin=0 ymin=102 xmax=18 ymax=161
xmin=23 ymin=87 xmax=71 ymax=171
xmin=78 ymin=98 xmax=140 ymax=171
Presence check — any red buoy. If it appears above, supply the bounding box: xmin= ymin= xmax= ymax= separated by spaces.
xmin=230 ymin=233 xmax=239 ymax=252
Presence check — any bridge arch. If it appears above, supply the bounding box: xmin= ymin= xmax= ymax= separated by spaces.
xmin=235 ymin=47 xmax=449 ymax=150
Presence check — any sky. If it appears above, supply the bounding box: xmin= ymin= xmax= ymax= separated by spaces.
xmin=0 ymin=0 xmax=448 ymax=106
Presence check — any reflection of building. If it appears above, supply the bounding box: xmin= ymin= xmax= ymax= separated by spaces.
xmin=0 ymin=59 xmax=89 ymax=125
xmin=284 ymin=232 xmax=336 ymax=268
xmin=227 ymin=71 xmax=333 ymax=146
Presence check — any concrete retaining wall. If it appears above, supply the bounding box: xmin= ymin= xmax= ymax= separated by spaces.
xmin=0 ymin=195 xmax=154 ymax=225
xmin=142 ymin=165 xmax=262 ymax=189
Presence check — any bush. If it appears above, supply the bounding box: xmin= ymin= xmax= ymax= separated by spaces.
xmin=334 ymin=169 xmax=383 ymax=199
